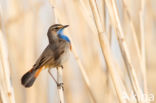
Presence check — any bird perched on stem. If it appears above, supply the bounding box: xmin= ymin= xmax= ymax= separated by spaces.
xmin=21 ymin=24 xmax=71 ymax=88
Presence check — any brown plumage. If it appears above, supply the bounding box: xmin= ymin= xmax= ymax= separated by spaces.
xmin=21 ymin=24 xmax=71 ymax=88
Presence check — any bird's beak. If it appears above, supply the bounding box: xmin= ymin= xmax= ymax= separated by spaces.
xmin=62 ymin=25 xmax=69 ymax=29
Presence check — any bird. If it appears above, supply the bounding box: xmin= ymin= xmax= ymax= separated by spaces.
xmin=21 ymin=24 xmax=71 ymax=88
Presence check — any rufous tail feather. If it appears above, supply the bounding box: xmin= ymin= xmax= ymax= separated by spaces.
xmin=21 ymin=67 xmax=43 ymax=88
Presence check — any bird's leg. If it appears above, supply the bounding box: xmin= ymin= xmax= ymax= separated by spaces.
xmin=56 ymin=67 xmax=64 ymax=90
xmin=48 ymin=69 xmax=59 ymax=85
xmin=57 ymin=83 xmax=64 ymax=90
xmin=60 ymin=65 xmax=64 ymax=69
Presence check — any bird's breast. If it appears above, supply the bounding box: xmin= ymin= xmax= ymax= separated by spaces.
xmin=59 ymin=44 xmax=70 ymax=64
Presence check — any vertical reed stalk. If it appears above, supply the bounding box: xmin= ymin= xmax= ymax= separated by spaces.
xmin=139 ymin=0 xmax=147 ymax=95
xmin=0 ymin=30 xmax=16 ymax=103
xmin=0 ymin=8 xmax=16 ymax=103
xmin=57 ymin=68 xmax=64 ymax=103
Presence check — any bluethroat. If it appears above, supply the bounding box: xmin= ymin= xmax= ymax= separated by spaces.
xmin=21 ymin=24 xmax=71 ymax=88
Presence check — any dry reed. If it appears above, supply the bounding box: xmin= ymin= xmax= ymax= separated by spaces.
xmin=0 ymin=0 xmax=156 ymax=103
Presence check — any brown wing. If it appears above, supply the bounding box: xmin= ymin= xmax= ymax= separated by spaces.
xmin=33 ymin=39 xmax=70 ymax=70
xmin=32 ymin=45 xmax=54 ymax=70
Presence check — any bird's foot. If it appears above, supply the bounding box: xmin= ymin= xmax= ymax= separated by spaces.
xmin=57 ymin=82 xmax=64 ymax=90
xmin=60 ymin=65 xmax=64 ymax=69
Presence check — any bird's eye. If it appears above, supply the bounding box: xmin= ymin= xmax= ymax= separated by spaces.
xmin=55 ymin=27 xmax=59 ymax=30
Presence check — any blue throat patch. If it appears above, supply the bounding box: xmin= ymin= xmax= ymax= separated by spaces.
xmin=57 ymin=29 xmax=70 ymax=43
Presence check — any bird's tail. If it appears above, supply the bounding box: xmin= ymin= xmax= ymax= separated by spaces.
xmin=21 ymin=67 xmax=43 ymax=88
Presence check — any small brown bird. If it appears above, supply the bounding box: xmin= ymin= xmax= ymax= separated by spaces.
xmin=21 ymin=24 xmax=71 ymax=88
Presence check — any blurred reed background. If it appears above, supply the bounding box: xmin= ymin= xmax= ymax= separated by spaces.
xmin=0 ymin=0 xmax=156 ymax=103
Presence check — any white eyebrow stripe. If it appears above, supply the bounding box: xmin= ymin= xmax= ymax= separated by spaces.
xmin=53 ymin=26 xmax=62 ymax=29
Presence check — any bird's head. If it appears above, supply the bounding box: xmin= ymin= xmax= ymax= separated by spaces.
xmin=47 ymin=24 xmax=69 ymax=43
